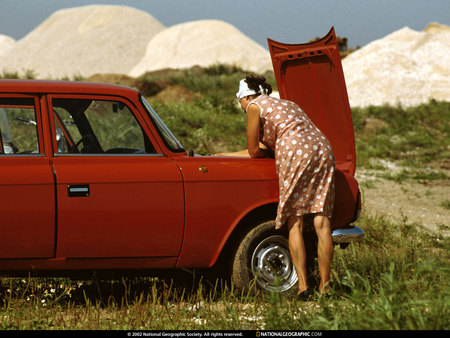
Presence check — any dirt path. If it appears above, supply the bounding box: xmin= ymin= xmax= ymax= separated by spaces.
xmin=355 ymin=168 xmax=449 ymax=236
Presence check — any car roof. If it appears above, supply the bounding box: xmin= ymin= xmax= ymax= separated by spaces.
xmin=0 ymin=79 xmax=139 ymax=97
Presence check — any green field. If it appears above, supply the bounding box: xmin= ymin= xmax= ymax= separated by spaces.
xmin=1 ymin=213 xmax=448 ymax=330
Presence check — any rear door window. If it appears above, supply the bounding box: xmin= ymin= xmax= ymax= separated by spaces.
xmin=0 ymin=98 xmax=39 ymax=155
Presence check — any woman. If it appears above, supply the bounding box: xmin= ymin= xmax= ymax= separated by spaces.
xmin=219 ymin=75 xmax=335 ymax=298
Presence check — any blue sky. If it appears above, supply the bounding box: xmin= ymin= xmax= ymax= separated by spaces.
xmin=1 ymin=0 xmax=449 ymax=49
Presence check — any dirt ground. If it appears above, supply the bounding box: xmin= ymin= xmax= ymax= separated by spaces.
xmin=355 ymin=165 xmax=449 ymax=237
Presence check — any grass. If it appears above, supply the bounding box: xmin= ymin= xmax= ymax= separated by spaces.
xmin=0 ymin=70 xmax=37 ymax=80
xmin=352 ymin=100 xmax=450 ymax=168
xmin=151 ymin=98 xmax=247 ymax=154
xmin=141 ymin=65 xmax=277 ymax=154
xmin=380 ymin=168 xmax=448 ymax=183
xmin=441 ymin=200 xmax=450 ymax=210
xmin=141 ymin=68 xmax=450 ymax=171
xmin=142 ymin=69 xmax=450 ymax=170
xmin=0 ymin=69 xmax=84 ymax=81
xmin=1 ymin=213 xmax=448 ymax=330
xmin=3 ymin=65 xmax=448 ymax=168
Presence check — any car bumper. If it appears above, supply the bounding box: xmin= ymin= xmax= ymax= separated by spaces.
xmin=332 ymin=225 xmax=365 ymax=243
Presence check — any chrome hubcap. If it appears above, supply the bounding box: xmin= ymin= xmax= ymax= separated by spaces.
xmin=251 ymin=235 xmax=297 ymax=292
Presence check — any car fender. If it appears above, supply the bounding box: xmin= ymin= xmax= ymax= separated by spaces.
xmin=174 ymin=156 xmax=279 ymax=268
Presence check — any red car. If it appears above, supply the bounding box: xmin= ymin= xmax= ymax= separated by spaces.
xmin=0 ymin=28 xmax=363 ymax=293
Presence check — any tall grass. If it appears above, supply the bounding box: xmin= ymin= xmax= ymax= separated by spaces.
xmin=152 ymin=97 xmax=450 ymax=166
xmin=1 ymin=213 xmax=448 ymax=330
xmin=0 ymin=70 xmax=37 ymax=80
xmin=352 ymin=100 xmax=450 ymax=168
xmin=137 ymin=67 xmax=450 ymax=168
xmin=138 ymin=64 xmax=276 ymax=99
xmin=151 ymin=98 xmax=247 ymax=154
xmin=3 ymin=65 xmax=448 ymax=168
xmin=141 ymin=65 xmax=277 ymax=154
xmin=0 ymin=70 xmax=84 ymax=81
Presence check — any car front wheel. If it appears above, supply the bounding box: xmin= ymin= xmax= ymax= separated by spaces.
xmin=232 ymin=220 xmax=298 ymax=294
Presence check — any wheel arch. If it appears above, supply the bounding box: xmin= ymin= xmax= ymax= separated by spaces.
xmin=211 ymin=202 xmax=278 ymax=271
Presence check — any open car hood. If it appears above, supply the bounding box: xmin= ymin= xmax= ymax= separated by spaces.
xmin=268 ymin=27 xmax=356 ymax=176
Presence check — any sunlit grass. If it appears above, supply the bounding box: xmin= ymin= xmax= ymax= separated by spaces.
xmin=1 ymin=213 xmax=448 ymax=330
xmin=352 ymin=101 xmax=450 ymax=168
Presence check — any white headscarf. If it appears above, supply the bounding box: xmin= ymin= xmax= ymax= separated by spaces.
xmin=236 ymin=79 xmax=265 ymax=99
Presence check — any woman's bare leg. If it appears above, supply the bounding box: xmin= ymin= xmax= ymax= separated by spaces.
xmin=287 ymin=215 xmax=308 ymax=294
xmin=313 ymin=214 xmax=334 ymax=293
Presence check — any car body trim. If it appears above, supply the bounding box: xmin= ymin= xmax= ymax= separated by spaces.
xmin=54 ymin=153 xmax=165 ymax=157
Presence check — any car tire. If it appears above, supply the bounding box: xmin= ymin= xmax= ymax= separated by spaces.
xmin=231 ymin=220 xmax=299 ymax=294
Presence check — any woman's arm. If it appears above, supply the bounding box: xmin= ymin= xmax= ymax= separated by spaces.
xmin=214 ymin=143 xmax=269 ymax=157
xmin=246 ymin=104 xmax=266 ymax=158
xmin=215 ymin=149 xmax=250 ymax=157
xmin=214 ymin=103 xmax=267 ymax=157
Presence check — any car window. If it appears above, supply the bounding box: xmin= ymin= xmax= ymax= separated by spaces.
xmin=0 ymin=98 xmax=39 ymax=155
xmin=140 ymin=94 xmax=184 ymax=152
xmin=52 ymin=98 xmax=156 ymax=154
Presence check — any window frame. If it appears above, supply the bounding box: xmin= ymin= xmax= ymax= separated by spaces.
xmin=139 ymin=94 xmax=185 ymax=153
xmin=0 ymin=94 xmax=46 ymax=156
xmin=47 ymin=94 xmax=163 ymax=157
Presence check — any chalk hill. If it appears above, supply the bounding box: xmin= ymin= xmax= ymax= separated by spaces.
xmin=343 ymin=23 xmax=450 ymax=107
xmin=0 ymin=5 xmax=165 ymax=78
xmin=0 ymin=35 xmax=15 ymax=57
xmin=129 ymin=20 xmax=272 ymax=77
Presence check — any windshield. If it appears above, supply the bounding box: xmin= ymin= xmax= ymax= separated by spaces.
xmin=140 ymin=94 xmax=185 ymax=153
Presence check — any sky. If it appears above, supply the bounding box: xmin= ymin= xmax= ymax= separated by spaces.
xmin=1 ymin=0 xmax=449 ymax=49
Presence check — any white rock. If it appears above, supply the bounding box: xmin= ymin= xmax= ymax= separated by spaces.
xmin=0 ymin=5 xmax=165 ymax=79
xmin=129 ymin=20 xmax=272 ymax=77
xmin=343 ymin=23 xmax=450 ymax=108
xmin=0 ymin=35 xmax=16 ymax=57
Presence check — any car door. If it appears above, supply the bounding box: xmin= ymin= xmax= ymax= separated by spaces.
xmin=0 ymin=95 xmax=55 ymax=258
xmin=49 ymin=95 xmax=184 ymax=258
xmin=268 ymin=27 xmax=359 ymax=228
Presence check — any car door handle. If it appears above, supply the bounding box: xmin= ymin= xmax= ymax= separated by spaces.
xmin=68 ymin=185 xmax=90 ymax=197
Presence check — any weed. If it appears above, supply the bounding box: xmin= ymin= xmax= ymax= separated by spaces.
xmin=441 ymin=200 xmax=450 ymax=210
xmin=353 ymin=101 xmax=450 ymax=168
xmin=59 ymin=73 xmax=85 ymax=81
xmin=0 ymin=70 xmax=20 ymax=79
xmin=360 ymin=180 xmax=376 ymax=189
xmin=0 ymin=69 xmax=36 ymax=79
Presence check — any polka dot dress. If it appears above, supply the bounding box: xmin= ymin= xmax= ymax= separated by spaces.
xmin=248 ymin=95 xmax=335 ymax=229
